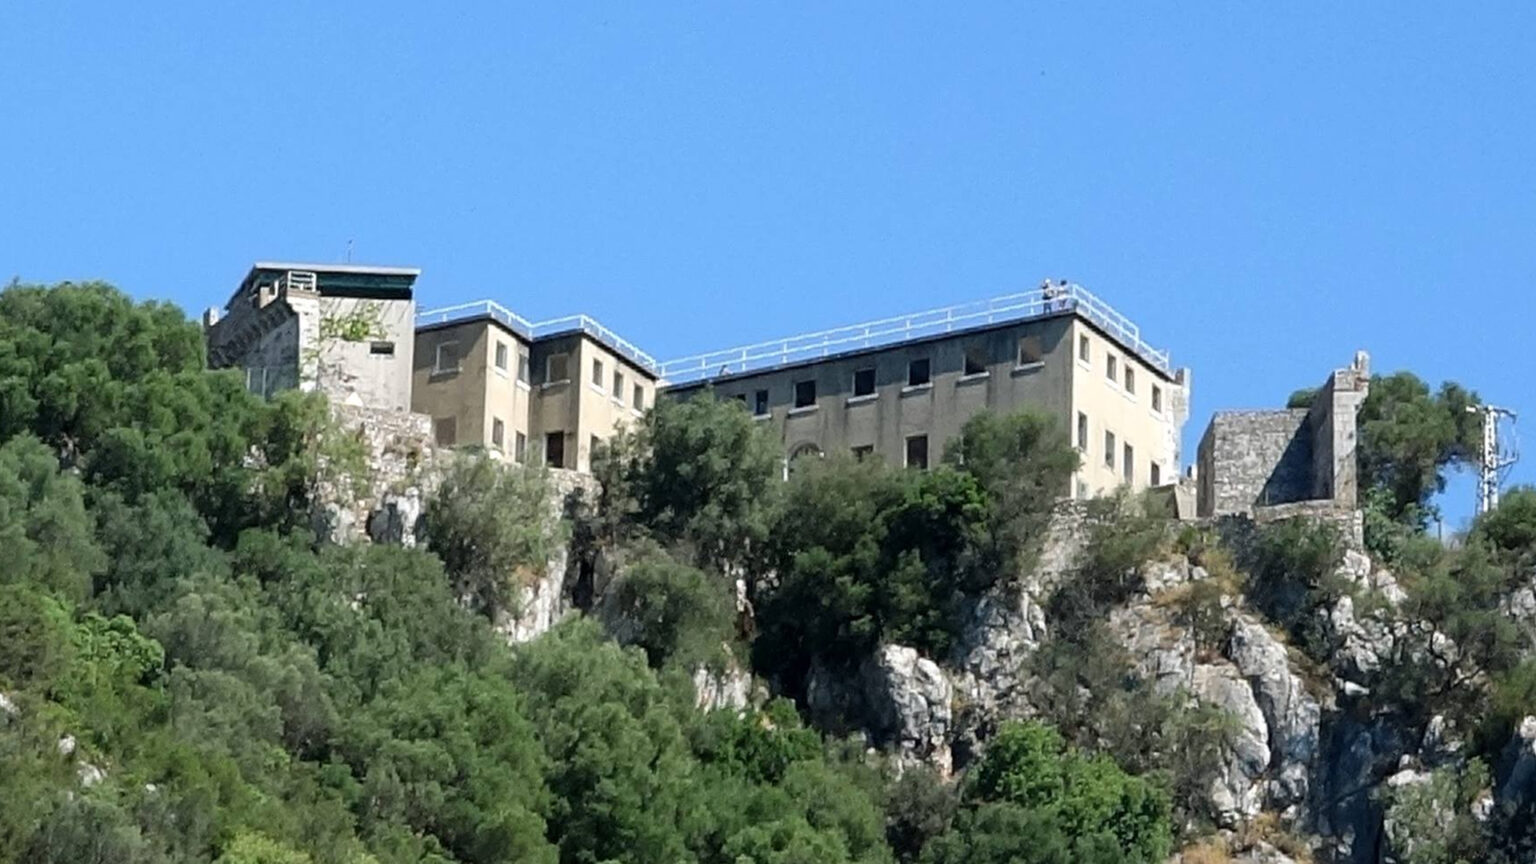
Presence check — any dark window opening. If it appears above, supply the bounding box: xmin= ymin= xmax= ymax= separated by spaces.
xmin=434 ymin=416 xmax=457 ymax=447
xmin=852 ymin=445 xmax=874 ymax=461
xmin=905 ymin=434 xmax=929 ymax=469
xmin=753 ymin=389 xmax=769 ymax=416
xmin=545 ymin=432 xmax=566 ymax=469
xmin=908 ymin=358 xmax=931 ymax=387
xmin=794 ymin=380 xmax=816 ymax=408
xmin=853 ymin=368 xmax=876 ymax=396
xmin=964 ymin=347 xmax=988 ymax=376
xmin=1018 ymin=336 xmax=1043 ymax=366
xmin=371 ymin=341 xmax=395 ymax=356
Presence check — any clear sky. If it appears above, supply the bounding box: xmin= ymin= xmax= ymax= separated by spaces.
xmin=4 ymin=3 xmax=1533 ymax=526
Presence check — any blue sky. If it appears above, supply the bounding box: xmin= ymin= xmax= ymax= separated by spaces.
xmin=4 ymin=3 xmax=1533 ymax=527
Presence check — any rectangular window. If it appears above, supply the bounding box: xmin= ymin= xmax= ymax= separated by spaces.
xmin=1078 ymin=334 xmax=1090 ymax=363
xmin=1106 ymin=354 xmax=1118 ymax=382
xmin=1104 ymin=430 xmax=1116 ymax=469
xmin=853 ymin=367 xmax=876 ymax=396
xmin=1124 ymin=366 xmax=1136 ymax=395
xmin=1150 ymin=462 xmax=1162 ymax=487
xmin=517 ymin=349 xmax=530 ymax=383
xmin=545 ymin=432 xmax=566 ymax=469
xmin=1076 ymin=412 xmax=1089 ymax=450
xmin=852 ymin=445 xmax=874 ymax=461
xmin=433 ymin=416 xmax=457 ymax=447
xmin=370 ymin=341 xmax=395 ymax=356
xmin=591 ymin=434 xmax=601 ymax=461
xmin=1076 ymin=479 xmax=1089 ymax=500
xmin=634 ymin=384 xmax=645 ymax=410
xmin=908 ymin=358 xmax=931 ymax=387
xmin=753 ymin=389 xmax=769 ymax=416
xmin=491 ymin=417 xmax=505 ymax=450
xmin=514 ymin=431 xmax=527 ymax=464
xmin=964 ymin=347 xmax=988 ymax=376
xmin=794 ymin=379 xmax=816 ymax=408
xmin=592 ymin=358 xmax=604 ymax=387
xmin=546 ymin=353 xmax=569 ymax=383
xmin=1017 ymin=336 xmax=1043 ymax=366
xmin=613 ymin=369 xmax=624 ymax=399
xmin=494 ymin=341 xmax=509 ymax=371
xmin=433 ymin=342 xmax=460 ymax=374
xmin=905 ymin=434 xmax=929 ymax=470
xmin=1123 ymin=443 xmax=1134 ymax=484
xmin=1152 ymin=384 xmax=1163 ymax=413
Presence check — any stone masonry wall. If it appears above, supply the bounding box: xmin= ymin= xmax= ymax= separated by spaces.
xmin=1197 ymin=409 xmax=1312 ymax=517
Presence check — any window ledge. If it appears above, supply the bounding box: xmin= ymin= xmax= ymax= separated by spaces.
xmin=846 ymin=393 xmax=879 ymax=405
xmin=429 ymin=367 xmax=461 ymax=379
xmin=589 ymin=383 xmax=608 ymax=396
xmin=753 ymin=413 xmax=772 ymax=422
xmin=901 ymin=382 xmax=933 ymax=395
xmin=958 ymin=371 xmax=991 ymax=384
xmin=540 ymin=379 xmax=570 ymax=390
xmin=515 ymin=379 xmax=532 ymax=392
xmin=493 ymin=367 xmax=509 ymax=379
xmin=788 ymin=404 xmax=819 ymax=416
xmin=1011 ymin=361 xmax=1044 ymax=376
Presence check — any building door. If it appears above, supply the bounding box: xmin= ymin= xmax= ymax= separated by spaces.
xmin=545 ymin=431 xmax=566 ymax=469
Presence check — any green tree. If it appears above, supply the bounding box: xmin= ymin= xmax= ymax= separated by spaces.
xmin=424 ymin=454 xmax=565 ymax=619
xmin=0 ymin=435 xmax=106 ymax=601
xmin=943 ymin=410 xmax=1078 ymax=577
xmin=602 ymin=548 xmax=737 ymax=670
xmin=596 ymin=392 xmax=781 ymax=573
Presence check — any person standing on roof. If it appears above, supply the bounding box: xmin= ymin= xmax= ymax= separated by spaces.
xmin=1040 ymin=278 xmax=1059 ymax=311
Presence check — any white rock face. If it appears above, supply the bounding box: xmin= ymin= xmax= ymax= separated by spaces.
xmin=1227 ymin=614 xmax=1320 ymax=811
xmin=499 ymin=542 xmax=573 ymax=644
xmin=57 ymin=735 xmax=77 ymax=757
xmin=864 ymin=645 xmax=954 ymax=777
xmin=0 ymin=692 xmax=16 ymax=717
xmin=693 ymin=663 xmax=752 ymax=713
xmin=1193 ymin=663 xmax=1271 ymax=824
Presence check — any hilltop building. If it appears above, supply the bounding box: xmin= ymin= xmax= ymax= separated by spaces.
xmin=663 ymin=284 xmax=1190 ymax=498
xmin=412 ymin=302 xmax=660 ymax=472
xmin=204 ymin=262 xmax=419 ymax=411
xmin=208 ymin=262 xmax=1191 ymax=497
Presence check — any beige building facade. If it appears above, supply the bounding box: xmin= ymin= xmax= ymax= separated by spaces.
xmin=661 ymin=286 xmax=1189 ymax=498
xmin=412 ymin=302 xmax=658 ymax=472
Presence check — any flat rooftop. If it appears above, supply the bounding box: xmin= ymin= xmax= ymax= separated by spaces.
xmin=416 ymin=300 xmax=660 ymax=376
xmin=656 ymin=281 xmax=1174 ymax=387
xmin=237 ymin=261 xmax=421 ymax=301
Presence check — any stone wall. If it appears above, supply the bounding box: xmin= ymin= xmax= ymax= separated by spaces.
xmin=1196 ymin=352 xmax=1370 ymax=518
xmin=1197 ymin=410 xmax=1312 ymax=517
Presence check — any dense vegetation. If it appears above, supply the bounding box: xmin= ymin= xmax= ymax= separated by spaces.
xmin=0 ymin=282 xmax=1159 ymax=864
xmin=12 ymin=280 xmax=1536 ymax=863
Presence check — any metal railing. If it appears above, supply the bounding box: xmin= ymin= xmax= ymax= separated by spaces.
xmin=416 ymin=300 xmax=660 ymax=373
xmin=240 ymin=363 xmax=300 ymax=399
xmin=657 ymin=282 xmax=1172 ymax=385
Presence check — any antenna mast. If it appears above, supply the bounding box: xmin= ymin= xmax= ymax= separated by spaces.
xmin=1470 ymin=404 xmax=1519 ymax=515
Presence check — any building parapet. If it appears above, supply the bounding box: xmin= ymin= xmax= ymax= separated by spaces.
xmin=416 ymin=300 xmax=660 ymax=375
xmin=656 ymin=281 xmax=1173 ymax=386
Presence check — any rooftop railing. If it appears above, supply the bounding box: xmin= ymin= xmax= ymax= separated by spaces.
xmin=658 ymin=282 xmax=1172 ymax=386
xmin=417 ymin=300 xmax=660 ymax=373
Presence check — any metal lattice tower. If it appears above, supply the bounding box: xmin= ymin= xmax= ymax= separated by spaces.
xmin=1470 ymin=404 xmax=1519 ymax=515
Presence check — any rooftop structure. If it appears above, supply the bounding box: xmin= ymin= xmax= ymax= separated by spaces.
xmin=205 ymin=262 xmax=420 ymax=411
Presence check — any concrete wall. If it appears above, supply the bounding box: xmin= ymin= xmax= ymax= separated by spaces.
xmin=665 ymin=314 xmax=1187 ymax=498
xmin=207 ymin=282 xmax=413 ymax=410
xmin=413 ymin=320 xmax=492 ymax=448
xmin=416 ymin=321 xmax=656 ymax=472
xmin=309 ymin=294 xmax=416 ymax=412
xmin=1069 ymin=319 xmax=1186 ymax=497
